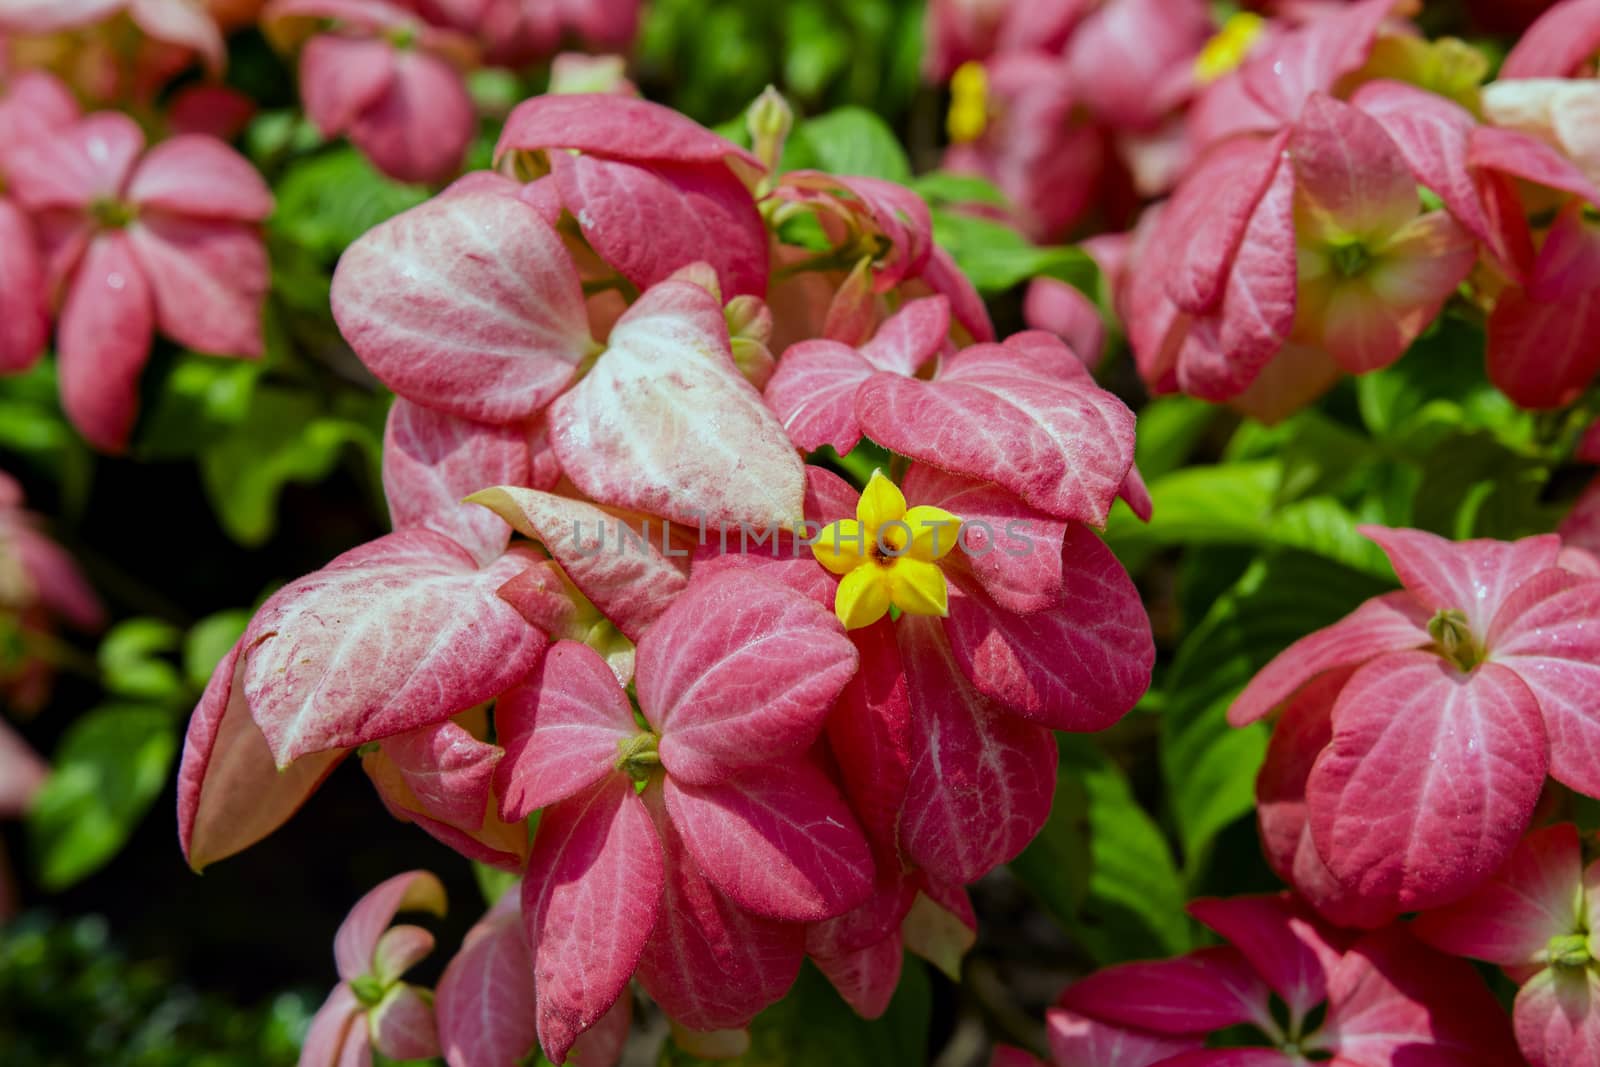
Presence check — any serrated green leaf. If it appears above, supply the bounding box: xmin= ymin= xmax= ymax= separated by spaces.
xmin=1046 ymin=739 xmax=1191 ymax=964
xmin=29 ymin=705 xmax=177 ymax=889
xmin=1160 ymin=553 xmax=1392 ymax=865
xmin=97 ymin=619 xmax=185 ymax=705
xmin=797 ymin=106 xmax=911 ymax=183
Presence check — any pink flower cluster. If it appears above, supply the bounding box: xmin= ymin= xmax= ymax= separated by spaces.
xmin=929 ymin=5 xmax=1600 ymax=1067
xmin=1000 ymin=356 xmax=1600 ymax=1064
xmin=932 ymin=0 xmax=1600 ymax=422
xmin=1237 ymin=526 xmax=1600 ymax=929
xmin=998 ymin=893 xmax=1521 ymax=1067
xmin=1113 ymin=0 xmax=1600 ymax=419
xmin=262 ymin=0 xmax=642 ymax=182
xmin=925 ymin=0 xmax=1215 ymax=240
xmin=0 ymin=69 xmax=272 ymax=451
xmin=0 ymin=0 xmax=248 ymax=106
xmin=175 ymin=92 xmax=1155 ymax=1063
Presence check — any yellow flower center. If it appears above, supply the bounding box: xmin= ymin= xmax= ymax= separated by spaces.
xmin=812 ymin=470 xmax=961 ymax=630
xmin=1195 ymin=11 xmax=1266 ymax=85
xmin=947 ymin=61 xmax=990 ymax=144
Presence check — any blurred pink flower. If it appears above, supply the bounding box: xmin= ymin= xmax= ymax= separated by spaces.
xmin=0 ymin=0 xmax=226 ymax=74
xmin=0 ymin=70 xmax=77 ymax=374
xmin=264 ymin=0 xmax=479 ymax=184
xmin=7 ymin=113 xmax=272 ymax=450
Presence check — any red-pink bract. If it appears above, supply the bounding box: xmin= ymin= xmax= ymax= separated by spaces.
xmin=330 ymin=190 xmax=592 ymax=426
xmin=1233 ymin=525 xmax=1600 ymax=917
xmin=383 ymin=399 xmax=532 ymax=567
xmin=636 ymin=569 xmax=858 ymax=787
xmin=1054 ymin=892 xmax=1517 ymax=1065
xmin=494 ymin=641 xmax=639 ymax=821
xmin=855 ymin=333 xmax=1137 ymax=525
xmin=896 ymin=615 xmax=1057 ymax=885
xmin=546 ymin=279 xmax=806 ymax=531
xmin=177 ymin=640 xmax=342 ymax=870
xmin=6 ymin=112 xmax=271 ymax=450
xmin=524 ymin=774 xmax=662 ymax=1064
xmin=239 ymin=530 xmax=547 ymax=765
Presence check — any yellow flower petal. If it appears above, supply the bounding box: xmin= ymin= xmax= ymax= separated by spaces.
xmin=902 ymin=505 xmax=962 ymax=563
xmin=836 ymin=565 xmax=893 ymax=630
xmin=857 ymin=469 xmax=908 ymax=531
xmin=813 ymin=519 xmax=871 ymax=575
xmin=888 ymin=558 xmax=949 ymax=618
xmin=947 ymin=61 xmax=989 ymax=144
xmin=1195 ymin=11 xmax=1265 ymax=85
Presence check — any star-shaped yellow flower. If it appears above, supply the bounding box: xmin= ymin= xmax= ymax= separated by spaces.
xmin=812 ymin=470 xmax=962 ymax=630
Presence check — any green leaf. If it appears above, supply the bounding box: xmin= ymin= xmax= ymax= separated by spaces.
xmin=1105 ymin=462 xmax=1277 ymax=572
xmin=472 ymin=862 xmax=519 ymax=908
xmin=270 ymin=147 xmax=429 ymax=261
xmin=1159 ymin=553 xmax=1392 ymax=865
xmin=666 ymin=958 xmax=931 ymax=1066
xmin=97 ymin=619 xmax=185 ymax=705
xmin=183 ymin=610 xmax=251 ymax=693
xmin=29 ymin=705 xmax=177 ymax=889
xmin=911 ymin=171 xmax=1008 ymax=208
xmin=1411 ymin=429 xmax=1561 ymax=540
xmin=244 ymin=109 xmax=323 ymax=170
xmin=1056 ymin=739 xmax=1196 ymax=966
xmin=1268 ymin=498 xmax=1393 ymax=577
xmin=0 ymin=362 xmax=94 ymax=515
xmin=784 ymin=7 xmax=852 ymax=100
xmin=1132 ymin=397 xmax=1217 ymax=481
xmin=1272 ymin=411 xmax=1379 ymax=503
xmin=931 ymin=210 xmax=1097 ymax=295
xmin=1356 ymin=314 xmax=1531 ymax=450
xmin=1010 ymin=767 xmax=1091 ymax=926
xmin=1106 ymin=460 xmax=1395 ymax=580
xmin=797 ymin=106 xmax=911 ymax=183
xmin=199 ymin=386 xmax=381 ymax=546
xmin=134 ymin=351 xmax=263 ymax=459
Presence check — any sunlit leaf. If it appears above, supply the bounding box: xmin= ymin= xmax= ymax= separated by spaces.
xmin=30 ymin=706 xmax=177 ymax=889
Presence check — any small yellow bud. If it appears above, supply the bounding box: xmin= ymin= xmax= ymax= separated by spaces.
xmin=747 ymin=86 xmax=794 ymax=172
